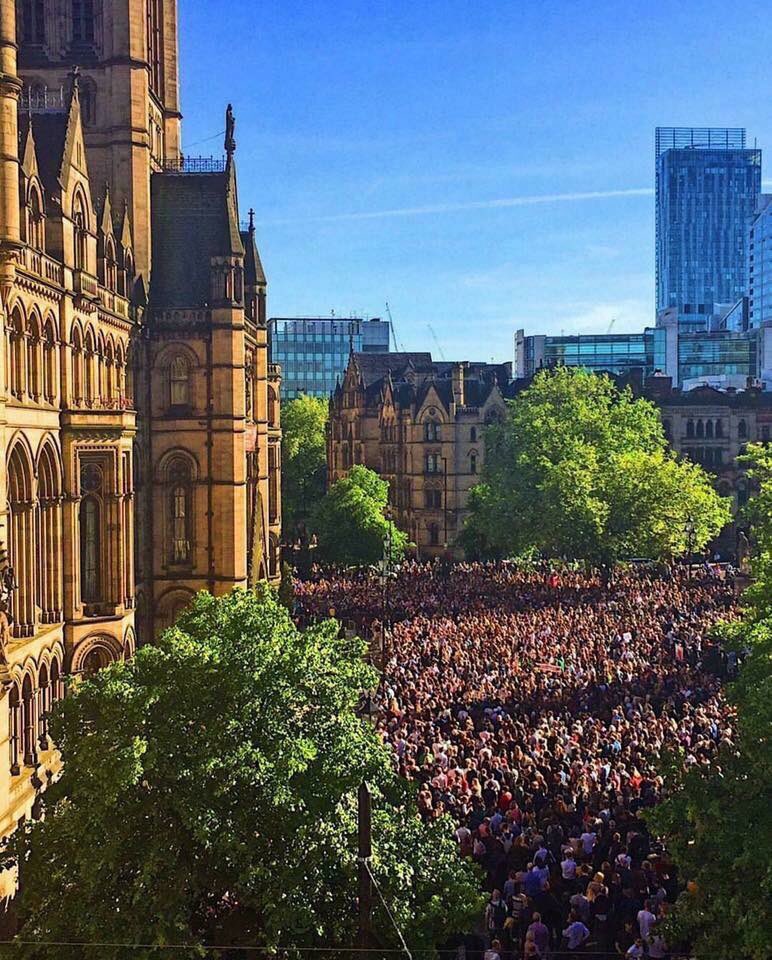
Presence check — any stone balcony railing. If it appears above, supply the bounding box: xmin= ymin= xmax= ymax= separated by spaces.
xmin=17 ymin=247 xmax=65 ymax=286
xmin=73 ymin=269 xmax=99 ymax=300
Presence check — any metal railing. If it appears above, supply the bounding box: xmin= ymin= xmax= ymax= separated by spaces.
xmin=161 ymin=155 xmax=226 ymax=174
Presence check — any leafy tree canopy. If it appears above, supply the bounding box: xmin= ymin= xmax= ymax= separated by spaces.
xmin=313 ymin=465 xmax=408 ymax=566
xmin=281 ymin=394 xmax=329 ymax=536
xmin=462 ymin=367 xmax=730 ymax=564
xmin=647 ymin=443 xmax=772 ymax=960
xmin=10 ymin=589 xmax=481 ymax=958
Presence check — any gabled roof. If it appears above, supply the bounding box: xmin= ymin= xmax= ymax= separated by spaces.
xmin=240 ymin=222 xmax=267 ymax=286
xmin=19 ymin=112 xmax=68 ymax=199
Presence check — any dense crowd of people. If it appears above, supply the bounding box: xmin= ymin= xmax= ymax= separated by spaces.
xmin=295 ymin=561 xmax=738 ymax=958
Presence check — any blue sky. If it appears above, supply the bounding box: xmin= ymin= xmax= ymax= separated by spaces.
xmin=180 ymin=0 xmax=772 ymax=363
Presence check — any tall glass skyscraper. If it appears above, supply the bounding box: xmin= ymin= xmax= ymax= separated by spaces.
xmin=655 ymin=127 xmax=761 ymax=327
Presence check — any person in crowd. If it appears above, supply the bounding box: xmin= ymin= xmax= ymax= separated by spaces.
xmin=295 ymin=561 xmax=737 ymax=956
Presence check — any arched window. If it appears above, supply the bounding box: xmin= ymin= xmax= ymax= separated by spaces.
xmin=27 ymin=313 xmax=42 ymax=401
xmin=104 ymin=237 xmax=117 ymax=290
xmin=705 ymin=420 xmax=714 ymax=439
xmin=82 ymin=645 xmax=113 ymax=677
xmin=8 ymin=684 xmax=21 ymax=775
xmin=662 ymin=419 xmax=671 ymax=438
xmin=169 ymin=355 xmax=190 ymax=407
xmin=738 ymin=419 xmax=747 ymax=439
xmin=696 ymin=420 xmax=704 ymax=439
xmin=686 ymin=419 xmax=695 ymax=438
xmin=428 ymin=523 xmax=440 ymax=547
xmin=38 ymin=442 xmax=63 ymax=623
xmin=470 ymin=453 xmax=478 ymax=475
xmin=28 ymin=187 xmax=44 ymax=249
xmin=50 ymin=658 xmax=63 ymax=704
xmin=8 ymin=444 xmax=35 ymax=638
xmin=21 ymin=1 xmax=45 ymax=43
xmin=80 ymin=76 xmax=96 ymax=126
xmin=73 ymin=193 xmax=88 ymax=271
xmin=72 ymin=0 xmax=95 ymax=43
xmin=424 ymin=420 xmax=440 ymax=442
xmin=167 ymin=457 xmax=192 ymax=564
xmin=21 ymin=674 xmax=37 ymax=767
xmin=84 ymin=328 xmax=96 ymax=403
xmin=79 ymin=463 xmax=104 ymax=604
xmin=38 ymin=662 xmax=50 ymax=750
xmin=470 ymin=426 xmax=477 ymax=442
xmin=123 ymin=250 xmax=135 ymax=299
xmin=715 ymin=419 xmax=723 ymax=438
xmin=268 ymin=387 xmax=277 ymax=426
xmin=147 ymin=0 xmax=162 ymax=94
xmin=43 ymin=320 xmax=56 ymax=403
xmin=72 ymin=325 xmax=84 ymax=403
xmin=8 ymin=307 xmax=25 ymax=399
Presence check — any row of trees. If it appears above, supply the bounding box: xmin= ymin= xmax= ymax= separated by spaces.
xmin=283 ymin=369 xmax=730 ymax=569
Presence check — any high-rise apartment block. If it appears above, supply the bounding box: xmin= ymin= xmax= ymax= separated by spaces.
xmin=656 ymin=127 xmax=761 ymax=327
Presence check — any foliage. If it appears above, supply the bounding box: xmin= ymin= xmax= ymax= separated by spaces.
xmin=10 ymin=589 xmax=482 ymax=958
xmin=461 ymin=367 xmax=730 ymax=564
xmin=313 ymin=465 xmax=409 ymax=566
xmin=646 ymin=444 xmax=772 ymax=960
xmin=277 ymin=559 xmax=295 ymax=610
xmin=281 ymin=394 xmax=328 ymax=537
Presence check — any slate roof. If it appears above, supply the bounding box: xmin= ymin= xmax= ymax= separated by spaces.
xmin=19 ymin=113 xmax=68 ymax=198
xmin=240 ymin=227 xmax=267 ymax=286
xmin=150 ymin=169 xmax=245 ymax=310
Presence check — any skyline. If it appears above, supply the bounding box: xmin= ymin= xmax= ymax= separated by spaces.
xmin=178 ymin=0 xmax=772 ymax=362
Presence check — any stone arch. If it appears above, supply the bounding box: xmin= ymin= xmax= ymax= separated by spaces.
xmin=36 ymin=437 xmax=64 ymax=623
xmin=7 ymin=437 xmax=36 ymax=637
xmin=70 ymin=633 xmax=122 ymax=677
xmin=155 ymin=588 xmax=195 ymax=634
xmin=26 ymin=307 xmax=43 ymax=400
xmin=123 ymin=625 xmax=136 ymax=660
xmin=26 ymin=178 xmax=45 ymax=249
xmin=7 ymin=302 xmax=26 ymax=398
xmin=72 ymin=187 xmax=90 ymax=270
xmin=42 ymin=313 xmax=57 ymax=403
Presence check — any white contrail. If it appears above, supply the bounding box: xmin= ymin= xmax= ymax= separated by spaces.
xmin=261 ymin=187 xmax=655 ymax=225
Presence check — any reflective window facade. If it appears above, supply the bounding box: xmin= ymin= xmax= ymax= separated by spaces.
xmin=656 ymin=127 xmax=761 ymax=327
xmin=749 ymin=195 xmax=772 ymax=329
xmin=523 ymin=332 xmax=656 ymax=377
xmin=678 ymin=332 xmax=757 ymax=381
xmin=268 ymin=317 xmax=390 ymax=399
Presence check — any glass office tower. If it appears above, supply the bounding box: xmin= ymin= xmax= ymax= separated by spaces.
xmin=749 ymin=195 xmax=772 ymax=329
xmin=268 ymin=316 xmax=391 ymax=399
xmin=655 ymin=127 xmax=761 ymax=328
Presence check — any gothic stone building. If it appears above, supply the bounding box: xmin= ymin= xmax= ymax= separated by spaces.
xmin=0 ymin=0 xmax=281 ymax=882
xmin=329 ymin=353 xmax=509 ymax=556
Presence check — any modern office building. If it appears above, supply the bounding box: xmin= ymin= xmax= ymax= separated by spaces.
xmin=268 ymin=316 xmax=391 ymax=399
xmin=515 ymin=313 xmax=761 ymax=390
xmin=656 ymin=127 xmax=761 ymax=328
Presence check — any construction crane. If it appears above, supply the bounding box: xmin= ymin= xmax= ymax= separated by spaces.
xmin=385 ymin=302 xmax=407 ymax=352
xmin=427 ymin=323 xmax=447 ymax=361
xmin=607 ymin=317 xmax=617 ymax=334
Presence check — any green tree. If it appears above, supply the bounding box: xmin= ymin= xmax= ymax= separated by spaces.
xmin=10 ymin=589 xmax=482 ymax=958
xmin=647 ymin=444 xmax=772 ymax=960
xmin=462 ymin=367 xmax=730 ymax=564
xmin=313 ymin=465 xmax=408 ymax=566
xmin=281 ymin=394 xmax=328 ymax=537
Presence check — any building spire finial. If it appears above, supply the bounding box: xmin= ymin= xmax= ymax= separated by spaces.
xmin=248 ymin=208 xmax=255 ymax=232
xmin=224 ymin=103 xmax=236 ymax=157
xmin=69 ymin=64 xmax=80 ymax=97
